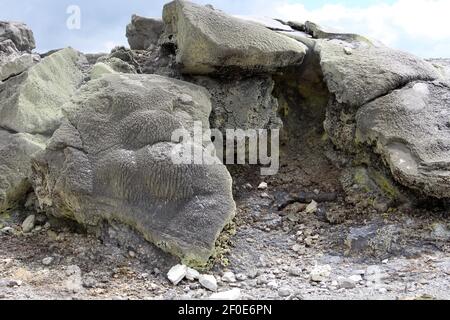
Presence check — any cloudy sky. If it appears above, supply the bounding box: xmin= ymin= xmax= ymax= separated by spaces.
xmin=0 ymin=0 xmax=449 ymax=58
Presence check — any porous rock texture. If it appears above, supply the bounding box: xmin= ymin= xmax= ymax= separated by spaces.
xmin=192 ymin=76 xmax=282 ymax=133
xmin=0 ymin=28 xmax=86 ymax=213
xmin=161 ymin=0 xmax=307 ymax=74
xmin=0 ymin=48 xmax=85 ymax=134
xmin=2 ymin=0 xmax=450 ymax=270
xmin=356 ymin=81 xmax=450 ymax=198
xmin=0 ymin=21 xmax=36 ymax=53
xmin=0 ymin=130 xmax=46 ymax=212
xmin=0 ymin=39 xmax=36 ymax=82
xmin=31 ymin=74 xmax=236 ymax=266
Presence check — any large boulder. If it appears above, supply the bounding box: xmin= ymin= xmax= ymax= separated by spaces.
xmin=0 ymin=48 xmax=85 ymax=134
xmin=0 ymin=21 xmax=35 ymax=53
xmin=316 ymin=40 xmax=440 ymax=107
xmin=126 ymin=15 xmax=164 ymax=50
xmin=161 ymin=0 xmax=307 ymax=74
xmin=0 ymin=40 xmax=36 ymax=81
xmin=32 ymin=74 xmax=236 ymax=266
xmin=0 ymin=130 xmax=46 ymax=213
xmin=356 ymin=81 xmax=450 ymax=199
xmin=316 ymin=39 xmax=441 ymax=152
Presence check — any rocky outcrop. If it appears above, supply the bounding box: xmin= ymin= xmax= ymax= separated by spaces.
xmin=161 ymin=0 xmax=307 ymax=74
xmin=0 ymin=21 xmax=35 ymax=53
xmin=0 ymin=130 xmax=46 ymax=213
xmin=0 ymin=48 xmax=85 ymax=134
xmin=1 ymin=0 xmax=449 ymax=269
xmin=126 ymin=15 xmax=164 ymax=50
xmin=0 ymin=40 xmax=36 ymax=81
xmin=356 ymin=81 xmax=450 ymax=199
xmin=32 ymin=74 xmax=236 ymax=266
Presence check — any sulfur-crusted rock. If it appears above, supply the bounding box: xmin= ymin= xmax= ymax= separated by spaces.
xmin=356 ymin=81 xmax=450 ymax=199
xmin=89 ymin=62 xmax=117 ymax=80
xmin=0 ymin=48 xmax=85 ymax=134
xmin=0 ymin=21 xmax=35 ymax=53
xmin=32 ymin=73 xmax=236 ymax=266
xmin=0 ymin=130 xmax=46 ymax=213
xmin=161 ymin=0 xmax=307 ymax=75
xmin=126 ymin=15 xmax=164 ymax=50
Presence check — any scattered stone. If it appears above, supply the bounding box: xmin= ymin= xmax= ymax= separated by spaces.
xmin=42 ymin=257 xmax=54 ymax=266
xmin=258 ymin=182 xmax=268 ymax=190
xmin=310 ymin=265 xmax=332 ymax=282
xmin=338 ymin=276 xmax=357 ymax=289
xmin=431 ymin=223 xmax=450 ymax=240
xmin=288 ymin=267 xmax=303 ymax=277
xmin=128 ymin=250 xmax=136 ymax=258
xmin=222 ymin=271 xmax=237 ymax=283
xmin=0 ymin=279 xmax=22 ymax=288
xmin=1 ymin=226 xmax=15 ymax=235
xmin=167 ymin=264 xmax=187 ymax=285
xmin=199 ymin=274 xmax=218 ymax=292
xmin=248 ymin=269 xmax=259 ymax=279
xmin=365 ymin=265 xmax=386 ymax=284
xmin=236 ymin=273 xmax=247 ymax=281
xmin=21 ymin=215 xmax=35 ymax=233
xmin=209 ymin=288 xmax=241 ymax=300
xmin=260 ymin=192 xmax=271 ymax=199
xmin=65 ymin=265 xmax=83 ymax=293
xmin=349 ymin=275 xmax=363 ymax=282
xmin=305 ymin=200 xmax=318 ymax=214
xmin=278 ymin=287 xmax=291 ymax=297
xmin=378 ymin=288 xmax=388 ymax=294
xmin=304 ymin=237 xmax=314 ymax=247
xmin=343 ymin=47 xmax=353 ymax=55
xmin=185 ymin=267 xmax=200 ymax=281
xmin=82 ymin=276 xmax=97 ymax=289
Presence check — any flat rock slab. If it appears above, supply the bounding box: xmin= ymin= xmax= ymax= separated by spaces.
xmin=357 ymin=81 xmax=450 ymax=198
xmin=0 ymin=48 xmax=84 ymax=134
xmin=32 ymin=73 xmax=235 ymax=266
xmin=162 ymin=0 xmax=307 ymax=74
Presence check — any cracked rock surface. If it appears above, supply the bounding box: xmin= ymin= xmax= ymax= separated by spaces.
xmin=31 ymin=74 xmax=236 ymax=266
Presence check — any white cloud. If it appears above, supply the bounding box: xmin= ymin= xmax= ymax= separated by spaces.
xmin=254 ymin=0 xmax=450 ymax=58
